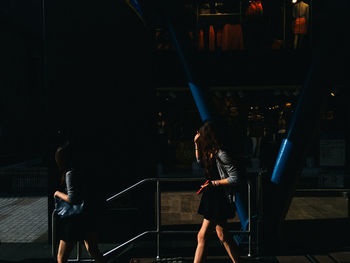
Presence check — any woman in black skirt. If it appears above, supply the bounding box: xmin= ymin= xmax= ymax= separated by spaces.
xmin=53 ymin=142 xmax=106 ymax=263
xmin=193 ymin=121 xmax=243 ymax=263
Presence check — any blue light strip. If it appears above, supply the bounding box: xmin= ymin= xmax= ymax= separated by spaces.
xmin=271 ymin=139 xmax=293 ymax=184
xmin=168 ymin=23 xmax=212 ymax=121
xmin=235 ymin=192 xmax=249 ymax=230
xmin=126 ymin=0 xmax=145 ymax=24
xmin=188 ymin=82 xmax=211 ymax=122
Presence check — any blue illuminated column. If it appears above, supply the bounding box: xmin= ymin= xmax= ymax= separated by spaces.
xmin=270 ymin=51 xmax=328 ymax=226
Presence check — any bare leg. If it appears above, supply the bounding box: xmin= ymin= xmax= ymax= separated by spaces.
xmin=83 ymin=231 xmax=106 ymax=263
xmin=216 ymin=221 xmax=241 ymax=263
xmin=193 ymin=219 xmax=215 ymax=263
xmin=57 ymin=240 xmax=76 ymax=263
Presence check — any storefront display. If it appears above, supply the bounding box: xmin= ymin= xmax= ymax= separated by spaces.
xmin=153 ymin=0 xmax=313 ymax=52
xmin=292 ymin=0 xmax=310 ymax=49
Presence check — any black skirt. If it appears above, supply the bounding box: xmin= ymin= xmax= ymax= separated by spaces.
xmin=56 ymin=212 xmax=98 ymax=242
xmin=198 ymin=186 xmax=235 ymax=221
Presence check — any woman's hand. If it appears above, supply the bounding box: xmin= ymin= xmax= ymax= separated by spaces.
xmin=202 ymin=180 xmax=213 ymax=190
xmin=197 ymin=180 xmax=210 ymax=194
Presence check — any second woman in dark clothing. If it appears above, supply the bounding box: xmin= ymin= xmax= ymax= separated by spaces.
xmin=193 ymin=121 xmax=244 ymax=263
xmin=54 ymin=142 xmax=106 ymax=263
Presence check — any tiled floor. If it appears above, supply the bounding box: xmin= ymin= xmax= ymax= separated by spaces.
xmin=0 ymin=194 xmax=348 ymax=242
xmin=0 ymin=197 xmax=47 ymax=243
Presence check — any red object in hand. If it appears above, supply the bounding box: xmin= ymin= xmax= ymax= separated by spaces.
xmin=197 ymin=180 xmax=210 ymax=195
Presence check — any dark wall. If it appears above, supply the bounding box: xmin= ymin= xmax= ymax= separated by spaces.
xmin=45 ymin=0 xmax=157 ymax=194
xmin=45 ymin=0 xmax=158 ymax=241
xmin=0 ymin=0 xmax=45 ymax=162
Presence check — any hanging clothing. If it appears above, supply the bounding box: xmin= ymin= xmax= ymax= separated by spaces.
xmin=245 ymin=0 xmax=263 ymax=16
xmin=221 ymin=24 xmax=244 ymax=51
xmin=293 ymin=17 xmax=307 ymax=34
xmin=209 ymin=25 xmax=216 ymax=51
xmin=198 ymin=29 xmax=205 ymax=51
xmin=292 ymin=1 xmax=309 ymax=35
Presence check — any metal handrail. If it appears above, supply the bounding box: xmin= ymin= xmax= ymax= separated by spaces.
xmin=106 ymin=177 xmax=211 ymax=202
xmin=51 ymin=177 xmax=253 ymax=262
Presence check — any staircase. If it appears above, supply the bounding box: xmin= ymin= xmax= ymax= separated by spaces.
xmin=51 ymin=178 xmax=254 ymax=263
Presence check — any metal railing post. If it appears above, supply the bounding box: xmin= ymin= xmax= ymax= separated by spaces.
xmin=248 ymin=182 xmax=251 ymax=257
xmin=52 ymin=210 xmax=56 ymax=259
xmin=347 ymin=191 xmax=350 ymax=219
xmin=256 ymin=169 xmax=263 ymax=257
xmin=156 ymin=179 xmax=161 ymax=259
xmin=77 ymin=241 xmax=81 ymax=262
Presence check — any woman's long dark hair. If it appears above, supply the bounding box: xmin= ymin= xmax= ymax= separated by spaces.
xmin=55 ymin=141 xmax=74 ymax=186
xmin=197 ymin=121 xmax=232 ymax=177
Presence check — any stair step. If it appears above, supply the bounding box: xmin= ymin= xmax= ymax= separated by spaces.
xmin=129 ymin=257 xmax=185 ymax=263
xmin=129 ymin=256 xmax=227 ymax=263
xmin=128 ymin=256 xmax=264 ymax=263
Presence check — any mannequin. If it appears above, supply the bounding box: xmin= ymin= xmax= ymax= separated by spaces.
xmin=292 ymin=0 xmax=309 ymax=49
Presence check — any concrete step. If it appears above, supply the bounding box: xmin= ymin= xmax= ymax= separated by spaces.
xmin=128 ymin=253 xmax=350 ymax=263
xmin=128 ymin=256 xmax=279 ymax=263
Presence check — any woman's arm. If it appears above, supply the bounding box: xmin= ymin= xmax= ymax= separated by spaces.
xmin=194 ymin=132 xmax=201 ymax=163
xmin=54 ymin=191 xmax=70 ymax=203
xmin=211 ymin=178 xmax=230 ymax=186
xmin=201 ymin=178 xmax=230 ymax=191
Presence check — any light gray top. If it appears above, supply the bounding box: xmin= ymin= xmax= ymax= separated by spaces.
xmin=196 ymin=150 xmax=240 ymax=184
xmin=65 ymin=170 xmax=83 ymax=204
xmin=197 ymin=149 xmax=241 ymax=203
xmin=215 ymin=150 xmax=240 ymax=185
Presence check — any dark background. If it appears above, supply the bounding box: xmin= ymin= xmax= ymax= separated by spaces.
xmin=0 ymin=0 xmax=348 ymax=247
